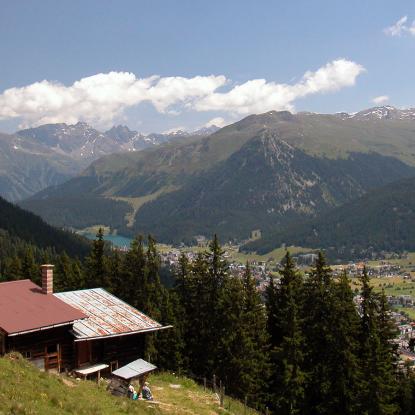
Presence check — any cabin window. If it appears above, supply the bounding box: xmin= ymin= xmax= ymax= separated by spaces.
xmin=23 ymin=351 xmax=32 ymax=359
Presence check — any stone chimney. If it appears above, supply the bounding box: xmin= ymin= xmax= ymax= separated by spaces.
xmin=41 ymin=264 xmax=54 ymax=295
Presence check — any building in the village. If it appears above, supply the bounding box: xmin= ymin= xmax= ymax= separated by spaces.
xmin=250 ymin=229 xmax=261 ymax=240
xmin=195 ymin=235 xmax=208 ymax=247
xmin=0 ymin=264 xmax=169 ymax=376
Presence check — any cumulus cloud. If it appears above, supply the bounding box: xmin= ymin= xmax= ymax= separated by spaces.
xmin=195 ymin=59 xmax=365 ymax=115
xmin=372 ymin=95 xmax=389 ymax=105
xmin=204 ymin=117 xmax=228 ymax=128
xmin=0 ymin=72 xmax=226 ymax=127
xmin=0 ymin=59 xmax=365 ymax=127
xmin=384 ymin=16 xmax=415 ymax=37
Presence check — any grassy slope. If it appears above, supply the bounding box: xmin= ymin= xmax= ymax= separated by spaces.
xmin=0 ymin=355 xmax=258 ymax=415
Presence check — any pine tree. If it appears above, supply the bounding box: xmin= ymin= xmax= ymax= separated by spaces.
xmin=239 ymin=262 xmax=269 ymax=408
xmin=144 ymin=235 xmax=164 ymax=320
xmin=358 ymin=268 xmax=399 ymax=415
xmin=85 ymin=228 xmax=109 ymax=289
xmin=71 ymin=259 xmax=85 ymax=290
xmin=174 ymin=253 xmax=190 ymax=305
xmin=180 ymin=252 xmax=209 ymax=376
xmin=328 ymin=272 xmax=362 ymax=414
xmin=4 ymin=256 xmax=22 ymax=280
xmin=21 ymin=246 xmax=39 ymax=284
xmin=173 ymin=253 xmax=191 ymax=371
xmin=107 ymin=250 xmax=123 ymax=296
xmin=302 ymin=252 xmax=336 ymax=415
xmin=143 ymin=235 xmax=165 ymax=362
xmin=178 ymin=236 xmax=230 ymax=379
xmin=155 ymin=289 xmax=185 ymax=372
xmin=55 ymin=251 xmax=74 ymax=291
xmin=120 ymin=235 xmax=146 ymax=307
xmin=216 ymin=275 xmax=247 ymax=395
xmin=267 ymin=252 xmax=305 ymax=414
xmin=202 ymin=235 xmax=229 ymax=376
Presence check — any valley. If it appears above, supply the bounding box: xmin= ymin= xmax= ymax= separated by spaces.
xmin=15 ymin=106 xmax=415 ymax=259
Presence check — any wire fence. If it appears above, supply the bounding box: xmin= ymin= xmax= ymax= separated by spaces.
xmin=185 ymin=372 xmax=270 ymax=415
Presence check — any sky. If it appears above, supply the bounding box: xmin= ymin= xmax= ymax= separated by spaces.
xmin=0 ymin=0 xmax=415 ymax=133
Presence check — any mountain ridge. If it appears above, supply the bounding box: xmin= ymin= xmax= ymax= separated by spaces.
xmin=1 ymin=122 xmax=218 ymax=201
xmin=16 ymin=105 xmax=415 ymax=244
xmin=243 ymin=175 xmax=415 ymax=260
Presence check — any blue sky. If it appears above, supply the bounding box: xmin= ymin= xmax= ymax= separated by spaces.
xmin=1 ymin=0 xmax=414 ymax=133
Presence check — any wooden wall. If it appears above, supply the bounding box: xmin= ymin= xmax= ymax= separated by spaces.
xmin=6 ymin=325 xmax=75 ymax=371
xmin=5 ymin=329 xmax=150 ymax=372
xmin=88 ymin=333 xmax=147 ymax=368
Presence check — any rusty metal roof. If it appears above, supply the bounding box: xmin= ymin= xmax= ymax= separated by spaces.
xmin=0 ymin=280 xmax=86 ymax=335
xmin=54 ymin=288 xmax=164 ymax=340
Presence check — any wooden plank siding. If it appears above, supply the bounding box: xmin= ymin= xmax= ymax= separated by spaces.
xmin=5 ymin=326 xmax=74 ymax=371
xmin=2 ymin=326 xmax=149 ymax=374
xmin=80 ymin=333 xmax=147 ymax=369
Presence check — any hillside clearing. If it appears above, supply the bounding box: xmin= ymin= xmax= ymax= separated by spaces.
xmin=0 ymin=354 xmax=259 ymax=415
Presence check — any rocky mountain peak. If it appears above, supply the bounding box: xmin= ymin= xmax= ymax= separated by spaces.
xmin=346 ymin=106 xmax=415 ymax=121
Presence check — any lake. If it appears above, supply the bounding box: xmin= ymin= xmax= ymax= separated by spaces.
xmin=83 ymin=233 xmax=133 ymax=248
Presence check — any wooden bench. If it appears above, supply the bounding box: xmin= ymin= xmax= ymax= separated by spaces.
xmin=73 ymin=363 xmax=109 ymax=381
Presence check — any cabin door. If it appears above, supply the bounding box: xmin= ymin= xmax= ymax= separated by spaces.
xmin=44 ymin=344 xmax=60 ymax=371
xmin=77 ymin=341 xmax=91 ymax=367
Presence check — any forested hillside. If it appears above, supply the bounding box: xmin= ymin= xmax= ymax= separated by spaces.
xmin=0 ymin=196 xmax=89 ymax=258
xmin=129 ymin=133 xmax=415 ymax=243
xmin=245 ymin=176 xmax=415 ymax=260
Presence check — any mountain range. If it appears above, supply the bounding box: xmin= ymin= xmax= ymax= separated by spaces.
xmin=1 ymin=122 xmax=218 ymax=201
xmin=19 ymin=106 xmax=415 ymax=251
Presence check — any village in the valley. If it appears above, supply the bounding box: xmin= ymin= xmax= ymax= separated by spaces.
xmin=156 ymin=237 xmax=415 ymax=367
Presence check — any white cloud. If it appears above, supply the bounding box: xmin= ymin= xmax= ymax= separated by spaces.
xmin=195 ymin=59 xmax=365 ymax=115
xmin=204 ymin=117 xmax=228 ymax=128
xmin=0 ymin=72 xmax=226 ymax=128
xmin=384 ymin=16 xmax=415 ymax=37
xmin=384 ymin=16 xmax=408 ymax=36
xmin=0 ymin=59 xmax=365 ymax=128
xmin=372 ymin=95 xmax=389 ymax=105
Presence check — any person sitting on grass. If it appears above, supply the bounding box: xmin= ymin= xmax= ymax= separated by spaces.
xmin=141 ymin=382 xmax=153 ymax=401
xmin=127 ymin=385 xmax=134 ymax=399
xmin=127 ymin=385 xmax=139 ymax=400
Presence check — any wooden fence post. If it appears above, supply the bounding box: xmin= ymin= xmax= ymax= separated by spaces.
xmin=213 ymin=374 xmax=216 ymax=393
xmin=203 ymin=377 xmax=206 ymax=391
xmin=265 ymin=407 xmax=269 ymax=415
xmin=244 ymin=395 xmax=248 ymax=415
xmin=220 ymin=385 xmax=225 ymax=407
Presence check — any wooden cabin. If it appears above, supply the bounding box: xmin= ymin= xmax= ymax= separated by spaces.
xmin=0 ymin=265 xmax=169 ymax=375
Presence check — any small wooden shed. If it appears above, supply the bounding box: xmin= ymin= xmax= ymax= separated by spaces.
xmin=108 ymin=358 xmax=157 ymax=397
